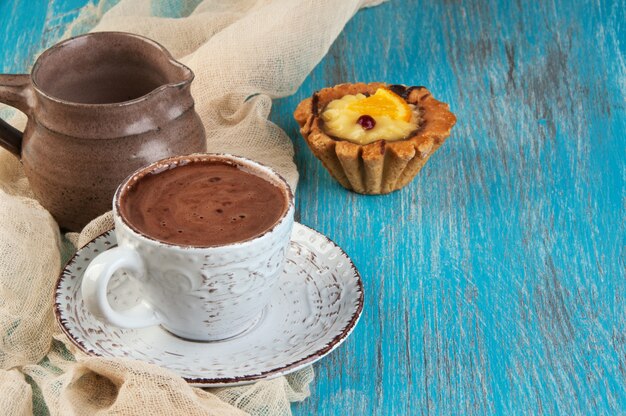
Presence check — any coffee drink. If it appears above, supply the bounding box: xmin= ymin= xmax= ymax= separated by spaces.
xmin=82 ymin=154 xmax=295 ymax=341
xmin=120 ymin=160 xmax=287 ymax=246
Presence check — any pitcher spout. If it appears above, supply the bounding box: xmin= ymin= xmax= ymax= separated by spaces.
xmin=159 ymin=53 xmax=194 ymax=90
xmin=31 ymin=31 xmax=195 ymax=107
xmin=168 ymin=59 xmax=193 ymax=84
xmin=25 ymin=31 xmax=202 ymax=141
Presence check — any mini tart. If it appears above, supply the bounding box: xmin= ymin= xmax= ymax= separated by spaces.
xmin=294 ymin=82 xmax=456 ymax=194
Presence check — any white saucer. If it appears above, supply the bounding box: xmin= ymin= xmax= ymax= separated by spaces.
xmin=54 ymin=223 xmax=363 ymax=387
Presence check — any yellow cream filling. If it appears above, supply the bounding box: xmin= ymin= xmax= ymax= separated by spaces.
xmin=321 ymin=93 xmax=419 ymax=145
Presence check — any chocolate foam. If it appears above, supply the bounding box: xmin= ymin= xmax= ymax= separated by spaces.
xmin=119 ymin=160 xmax=287 ymax=246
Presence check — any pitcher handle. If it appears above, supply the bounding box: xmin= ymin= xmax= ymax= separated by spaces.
xmin=0 ymin=74 xmax=32 ymax=157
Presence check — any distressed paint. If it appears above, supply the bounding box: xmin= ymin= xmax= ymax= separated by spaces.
xmin=1 ymin=0 xmax=625 ymax=415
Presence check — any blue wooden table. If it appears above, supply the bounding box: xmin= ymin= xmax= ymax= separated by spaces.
xmin=2 ymin=0 xmax=625 ymax=414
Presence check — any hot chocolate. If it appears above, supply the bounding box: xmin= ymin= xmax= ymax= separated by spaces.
xmin=84 ymin=154 xmax=295 ymax=341
xmin=119 ymin=160 xmax=287 ymax=246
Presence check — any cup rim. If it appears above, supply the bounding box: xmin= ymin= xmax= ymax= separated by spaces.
xmin=113 ymin=153 xmax=295 ymax=250
xmin=30 ymin=31 xmax=194 ymax=108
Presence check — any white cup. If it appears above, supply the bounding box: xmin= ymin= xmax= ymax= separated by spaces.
xmin=81 ymin=154 xmax=295 ymax=341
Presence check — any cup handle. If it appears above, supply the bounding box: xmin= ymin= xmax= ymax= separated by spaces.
xmin=0 ymin=74 xmax=32 ymax=157
xmin=81 ymin=246 xmax=162 ymax=329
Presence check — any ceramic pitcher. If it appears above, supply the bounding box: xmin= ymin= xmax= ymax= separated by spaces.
xmin=0 ymin=32 xmax=206 ymax=231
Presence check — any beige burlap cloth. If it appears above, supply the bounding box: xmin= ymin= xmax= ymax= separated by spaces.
xmin=0 ymin=0 xmax=383 ymax=414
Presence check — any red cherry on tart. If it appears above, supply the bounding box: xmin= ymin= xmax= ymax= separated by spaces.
xmin=357 ymin=115 xmax=376 ymax=130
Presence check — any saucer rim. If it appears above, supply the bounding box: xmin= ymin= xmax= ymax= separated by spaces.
xmin=54 ymin=222 xmax=364 ymax=386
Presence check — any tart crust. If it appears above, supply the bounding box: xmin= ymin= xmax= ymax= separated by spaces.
xmin=294 ymin=82 xmax=456 ymax=194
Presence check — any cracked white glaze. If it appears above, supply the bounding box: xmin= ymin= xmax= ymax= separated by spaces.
xmin=55 ymin=223 xmax=364 ymax=386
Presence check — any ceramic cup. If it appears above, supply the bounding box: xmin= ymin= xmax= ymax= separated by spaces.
xmin=81 ymin=154 xmax=295 ymax=341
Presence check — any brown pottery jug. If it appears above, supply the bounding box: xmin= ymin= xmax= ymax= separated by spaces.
xmin=0 ymin=32 xmax=206 ymax=231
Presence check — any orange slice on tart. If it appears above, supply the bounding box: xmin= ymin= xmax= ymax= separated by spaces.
xmin=347 ymin=88 xmax=412 ymax=122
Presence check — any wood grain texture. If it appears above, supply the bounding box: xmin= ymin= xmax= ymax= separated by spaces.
xmin=274 ymin=1 xmax=626 ymax=414
xmin=1 ymin=0 xmax=625 ymax=415
xmin=0 ymin=0 xmax=89 ymax=73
